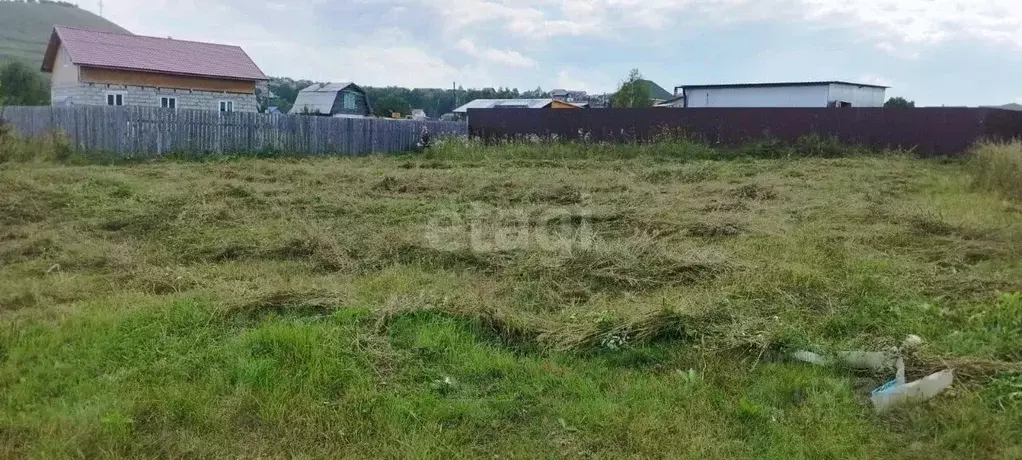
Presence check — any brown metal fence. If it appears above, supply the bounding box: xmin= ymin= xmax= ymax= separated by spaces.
xmin=468 ymin=107 xmax=1022 ymax=155
xmin=2 ymin=106 xmax=468 ymax=157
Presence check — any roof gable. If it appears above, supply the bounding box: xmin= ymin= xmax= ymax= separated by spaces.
xmin=299 ymin=82 xmax=359 ymax=93
xmin=42 ymin=27 xmax=267 ymax=81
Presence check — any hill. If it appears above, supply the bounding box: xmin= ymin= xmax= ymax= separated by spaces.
xmin=0 ymin=0 xmax=129 ymax=67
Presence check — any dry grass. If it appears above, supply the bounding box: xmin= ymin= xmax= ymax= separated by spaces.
xmin=971 ymin=141 xmax=1022 ymax=201
xmin=1 ymin=144 xmax=1021 ymax=458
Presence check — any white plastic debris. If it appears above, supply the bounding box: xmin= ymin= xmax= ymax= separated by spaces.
xmin=792 ymin=349 xmax=898 ymax=371
xmin=791 ymin=350 xmax=831 ymax=366
xmin=895 ymin=357 xmax=906 ymax=385
xmin=902 ymin=334 xmax=925 ymax=350
xmin=871 ymin=369 xmax=954 ymax=414
xmin=836 ymin=351 xmax=898 ymax=371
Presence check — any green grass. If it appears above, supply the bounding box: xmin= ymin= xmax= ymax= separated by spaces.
xmin=1 ymin=142 xmax=1022 ymax=458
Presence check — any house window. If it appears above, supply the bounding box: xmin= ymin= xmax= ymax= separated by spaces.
xmin=219 ymin=101 xmax=234 ymax=113
xmin=342 ymin=92 xmax=357 ymax=110
xmin=106 ymin=93 xmax=124 ymax=106
xmin=160 ymin=96 xmax=177 ymax=109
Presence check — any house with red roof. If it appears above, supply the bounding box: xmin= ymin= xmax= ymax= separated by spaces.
xmin=41 ymin=27 xmax=267 ymax=113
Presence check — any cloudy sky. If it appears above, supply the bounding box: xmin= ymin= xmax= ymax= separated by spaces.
xmin=88 ymin=0 xmax=1022 ymax=106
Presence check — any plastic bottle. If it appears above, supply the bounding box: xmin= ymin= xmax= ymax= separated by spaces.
xmin=871 ymin=369 xmax=954 ymax=414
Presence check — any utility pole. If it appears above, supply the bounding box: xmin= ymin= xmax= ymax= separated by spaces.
xmin=452 ymin=81 xmax=458 ymax=109
xmin=99 ymin=0 xmax=104 ymax=17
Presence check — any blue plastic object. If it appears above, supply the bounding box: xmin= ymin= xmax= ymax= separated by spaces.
xmin=872 ymin=379 xmax=899 ymax=396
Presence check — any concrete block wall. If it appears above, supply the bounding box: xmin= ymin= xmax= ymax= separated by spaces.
xmin=51 ymin=83 xmax=258 ymax=113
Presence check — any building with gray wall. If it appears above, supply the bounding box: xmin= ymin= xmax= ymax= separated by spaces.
xmin=677 ymin=81 xmax=888 ymax=108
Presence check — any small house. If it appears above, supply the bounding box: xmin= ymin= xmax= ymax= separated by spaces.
xmin=41 ymin=27 xmax=267 ymax=112
xmin=550 ymin=89 xmax=588 ymax=103
xmin=290 ymin=82 xmax=372 ymax=117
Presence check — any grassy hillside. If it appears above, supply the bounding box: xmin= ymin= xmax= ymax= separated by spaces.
xmin=0 ymin=1 xmax=129 ymax=67
xmin=1 ymin=142 xmax=1021 ymax=458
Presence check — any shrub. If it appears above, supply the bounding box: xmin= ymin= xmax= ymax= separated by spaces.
xmin=790 ymin=133 xmax=864 ymax=158
xmin=0 ymin=129 xmax=73 ymax=164
xmin=970 ymin=141 xmax=1022 ymax=201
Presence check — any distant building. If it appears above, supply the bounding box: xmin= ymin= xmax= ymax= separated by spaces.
xmin=409 ymin=109 xmax=428 ymax=120
xmin=41 ymin=27 xmax=267 ymax=112
xmin=453 ymin=98 xmax=582 ymax=113
xmin=550 ymin=89 xmax=589 ymax=103
xmin=587 ymin=93 xmax=612 ymax=108
xmin=654 ymin=95 xmax=685 ymax=108
xmin=676 ymin=81 xmax=888 ymax=108
xmin=290 ymin=82 xmax=372 ymax=117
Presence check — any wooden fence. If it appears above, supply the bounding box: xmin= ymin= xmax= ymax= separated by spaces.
xmin=1 ymin=106 xmax=467 ymax=157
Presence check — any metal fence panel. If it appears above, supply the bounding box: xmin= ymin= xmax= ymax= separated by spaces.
xmin=467 ymin=107 xmax=1022 ymax=155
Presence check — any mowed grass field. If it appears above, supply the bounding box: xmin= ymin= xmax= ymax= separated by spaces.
xmin=1 ymin=141 xmax=1021 ymax=458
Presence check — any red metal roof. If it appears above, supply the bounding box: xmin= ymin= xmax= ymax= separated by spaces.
xmin=43 ymin=27 xmax=267 ymax=81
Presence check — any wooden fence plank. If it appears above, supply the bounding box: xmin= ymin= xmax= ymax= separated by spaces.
xmin=2 ymin=106 xmax=467 ymax=157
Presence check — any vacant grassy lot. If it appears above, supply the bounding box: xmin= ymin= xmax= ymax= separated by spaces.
xmin=1 ymin=141 xmax=1021 ymax=458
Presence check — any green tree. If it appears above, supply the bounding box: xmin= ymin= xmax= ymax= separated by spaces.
xmin=521 ymin=86 xmax=545 ymax=98
xmin=884 ymin=97 xmax=915 ymax=108
xmin=612 ymin=69 xmax=652 ymax=108
xmin=374 ymin=93 xmax=411 ymax=117
xmin=0 ymin=61 xmax=49 ymax=106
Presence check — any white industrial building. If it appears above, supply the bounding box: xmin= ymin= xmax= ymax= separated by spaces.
xmin=675 ymin=81 xmax=887 ymax=108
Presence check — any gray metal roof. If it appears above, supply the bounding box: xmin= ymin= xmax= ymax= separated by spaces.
xmin=290 ymin=82 xmax=360 ymax=115
xmin=680 ymin=81 xmax=889 ymax=90
xmin=302 ymin=82 xmax=355 ymax=93
xmin=454 ymin=98 xmax=554 ymax=113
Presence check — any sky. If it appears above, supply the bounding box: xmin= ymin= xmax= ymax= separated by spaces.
xmin=86 ymin=0 xmax=1022 ymax=106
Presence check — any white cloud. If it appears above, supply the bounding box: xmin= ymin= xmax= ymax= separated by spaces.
xmin=455 ymin=38 xmax=539 ymax=68
xmin=415 ymin=0 xmax=1022 ymax=53
xmin=554 ymin=69 xmax=616 ymax=93
xmin=857 ymin=74 xmax=894 ymax=87
xmin=94 ymin=0 xmax=1022 ymax=52
xmin=797 ymin=0 xmax=1022 ymax=51
xmin=89 ymin=0 xmax=509 ymax=87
